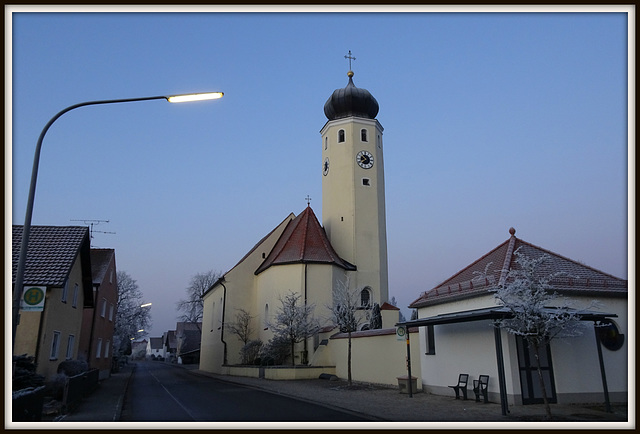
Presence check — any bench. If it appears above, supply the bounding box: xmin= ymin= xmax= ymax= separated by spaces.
xmin=448 ymin=373 xmax=469 ymax=400
xmin=473 ymin=375 xmax=489 ymax=403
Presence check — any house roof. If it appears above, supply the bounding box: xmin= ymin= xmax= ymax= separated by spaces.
xmin=380 ymin=302 xmax=399 ymax=311
xmin=13 ymin=225 xmax=94 ymax=307
xmin=149 ymin=337 xmax=164 ymax=349
xmin=90 ymin=248 xmax=115 ymax=285
xmin=164 ymin=330 xmax=177 ymax=349
xmin=409 ymin=228 xmax=628 ymax=309
xmin=255 ymin=206 xmax=356 ymax=275
xmin=178 ymin=329 xmax=202 ymax=355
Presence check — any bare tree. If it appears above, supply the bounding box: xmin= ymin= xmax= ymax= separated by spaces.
xmin=269 ymin=291 xmax=319 ymax=366
xmin=327 ymin=277 xmax=367 ymax=386
xmin=227 ymin=309 xmax=254 ymax=343
xmin=478 ymin=248 xmax=592 ymax=420
xmin=176 ymin=270 xmax=221 ymax=331
xmin=114 ymin=271 xmax=152 ymax=355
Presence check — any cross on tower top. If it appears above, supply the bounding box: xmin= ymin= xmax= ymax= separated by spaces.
xmin=305 ymin=195 xmax=312 ymax=206
xmin=344 ymin=50 xmax=356 ymax=71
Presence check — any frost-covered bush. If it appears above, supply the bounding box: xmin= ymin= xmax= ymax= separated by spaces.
xmin=56 ymin=359 xmax=88 ymax=377
xmin=12 ymin=355 xmax=44 ymax=391
xmin=259 ymin=335 xmax=290 ymax=366
xmin=240 ymin=340 xmax=263 ymax=365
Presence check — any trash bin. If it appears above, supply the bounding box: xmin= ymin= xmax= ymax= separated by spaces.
xmin=397 ymin=375 xmax=418 ymax=394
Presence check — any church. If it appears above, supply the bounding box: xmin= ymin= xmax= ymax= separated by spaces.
xmin=199 ymin=66 xmax=394 ymax=373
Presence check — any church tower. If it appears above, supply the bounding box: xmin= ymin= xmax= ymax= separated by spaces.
xmin=320 ymin=62 xmax=389 ymax=306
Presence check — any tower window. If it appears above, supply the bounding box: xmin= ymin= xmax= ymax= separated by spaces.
xmin=361 ymin=129 xmax=368 ymax=142
xmin=325 ymin=137 xmax=328 ymax=150
xmin=362 ymin=178 xmax=370 ymax=186
xmin=360 ymin=288 xmax=371 ymax=308
xmin=338 ymin=129 xmax=345 ymax=143
xmin=377 ymin=134 xmax=381 ymax=149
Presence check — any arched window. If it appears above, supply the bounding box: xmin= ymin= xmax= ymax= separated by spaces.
xmin=338 ymin=129 xmax=345 ymax=143
xmin=377 ymin=134 xmax=381 ymax=148
xmin=361 ymin=129 xmax=368 ymax=142
xmin=211 ymin=302 xmax=216 ymax=331
xmin=360 ymin=288 xmax=371 ymax=308
xmin=325 ymin=137 xmax=328 ymax=150
xmin=264 ymin=304 xmax=269 ymax=329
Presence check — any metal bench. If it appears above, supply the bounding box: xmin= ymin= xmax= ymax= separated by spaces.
xmin=448 ymin=373 xmax=469 ymax=400
xmin=473 ymin=375 xmax=489 ymax=403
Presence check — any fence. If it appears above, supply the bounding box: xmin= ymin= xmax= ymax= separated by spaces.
xmin=12 ymin=386 xmax=46 ymax=422
xmin=63 ymin=369 xmax=99 ymax=412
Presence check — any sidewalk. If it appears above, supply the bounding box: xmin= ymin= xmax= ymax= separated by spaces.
xmin=57 ymin=361 xmax=630 ymax=426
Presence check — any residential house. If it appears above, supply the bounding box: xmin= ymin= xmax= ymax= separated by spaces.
xmin=405 ymin=228 xmax=628 ymax=406
xmin=163 ymin=330 xmax=177 ymax=363
xmin=77 ymin=248 xmax=118 ymax=380
xmin=12 ymin=225 xmax=93 ymax=381
xmin=176 ymin=322 xmax=202 ymax=365
xmin=147 ymin=337 xmax=164 ymax=359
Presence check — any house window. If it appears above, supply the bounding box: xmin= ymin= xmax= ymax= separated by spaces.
xmin=109 ymin=269 xmax=113 ymax=284
xmin=361 ymin=128 xmax=368 ymax=142
xmin=338 ymin=129 xmax=345 ymax=143
xmin=100 ymin=298 xmax=107 ymax=318
xmin=211 ymin=301 xmax=216 ymax=331
xmin=425 ymin=325 xmax=436 ymax=355
xmin=96 ymin=338 xmax=103 ymax=358
xmin=105 ymin=340 xmax=110 ymax=358
xmin=50 ymin=331 xmax=61 ymax=360
xmin=66 ymin=334 xmax=75 ymax=360
xmin=360 ymin=288 xmax=371 ymax=308
xmin=61 ymin=280 xmax=69 ymax=303
xmin=109 ymin=303 xmax=114 ymax=321
xmin=72 ymin=284 xmax=79 ymax=308
xmin=264 ymin=304 xmax=269 ymax=329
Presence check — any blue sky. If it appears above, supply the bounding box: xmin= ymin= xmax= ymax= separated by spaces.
xmin=8 ymin=7 xmax=631 ymax=337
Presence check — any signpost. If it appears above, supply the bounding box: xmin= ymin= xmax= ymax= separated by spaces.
xmin=21 ymin=286 xmax=46 ymax=311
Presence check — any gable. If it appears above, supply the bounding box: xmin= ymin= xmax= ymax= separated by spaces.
xmin=13 ymin=225 xmax=93 ymax=307
xmin=410 ymin=229 xmax=627 ymax=309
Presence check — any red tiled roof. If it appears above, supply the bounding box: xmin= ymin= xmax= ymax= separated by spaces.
xmin=409 ymin=228 xmax=628 ymax=309
xmin=380 ymin=301 xmax=399 ymax=311
xmin=255 ymin=206 xmax=356 ymax=275
xmin=13 ymin=225 xmax=91 ymax=287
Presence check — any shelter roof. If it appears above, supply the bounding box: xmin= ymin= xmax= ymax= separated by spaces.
xmin=255 ymin=206 xmax=356 ymax=274
xmin=409 ymin=228 xmax=627 ymax=309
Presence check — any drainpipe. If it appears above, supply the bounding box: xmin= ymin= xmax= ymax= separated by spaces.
xmin=219 ymin=279 xmax=228 ymax=366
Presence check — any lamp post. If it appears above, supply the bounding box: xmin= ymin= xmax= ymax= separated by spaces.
xmin=12 ymin=92 xmax=223 ymax=352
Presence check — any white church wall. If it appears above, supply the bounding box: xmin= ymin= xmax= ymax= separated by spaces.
xmin=330 ymin=329 xmax=422 ymax=388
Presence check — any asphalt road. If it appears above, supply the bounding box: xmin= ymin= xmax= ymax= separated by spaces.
xmin=120 ymin=361 xmax=372 ymax=422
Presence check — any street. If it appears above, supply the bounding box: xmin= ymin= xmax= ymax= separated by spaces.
xmin=120 ymin=361 xmax=371 ymax=422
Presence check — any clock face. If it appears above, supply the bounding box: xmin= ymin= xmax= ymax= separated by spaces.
xmin=356 ymin=150 xmax=374 ymax=169
xmin=323 ymin=157 xmax=330 ymax=176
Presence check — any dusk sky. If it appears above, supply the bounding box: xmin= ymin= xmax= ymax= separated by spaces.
xmin=8 ymin=7 xmax=631 ymax=338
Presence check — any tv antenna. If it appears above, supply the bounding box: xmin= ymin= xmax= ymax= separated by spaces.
xmin=70 ymin=219 xmax=116 ymax=242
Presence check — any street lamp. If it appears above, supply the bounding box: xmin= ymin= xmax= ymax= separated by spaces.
xmin=12 ymin=92 xmax=224 ymax=351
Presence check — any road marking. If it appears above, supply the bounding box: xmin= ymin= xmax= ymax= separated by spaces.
xmin=147 ymin=366 xmax=198 ymax=421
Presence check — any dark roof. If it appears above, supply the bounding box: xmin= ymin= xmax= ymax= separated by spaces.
xmin=149 ymin=337 xmax=164 ymax=349
xmin=178 ymin=329 xmax=201 ymax=355
xmin=255 ymin=206 xmax=356 ymax=275
xmin=409 ymin=228 xmax=627 ymax=309
xmin=90 ymin=248 xmax=115 ymax=285
xmin=324 ymin=71 xmax=379 ymax=121
xmin=13 ymin=225 xmax=94 ymax=307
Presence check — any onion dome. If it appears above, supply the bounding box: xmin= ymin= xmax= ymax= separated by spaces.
xmin=324 ymin=71 xmax=379 ymax=120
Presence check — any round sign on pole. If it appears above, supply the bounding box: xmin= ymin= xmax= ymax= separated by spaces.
xmin=396 ymin=326 xmax=406 ymax=340
xmin=21 ymin=286 xmax=46 ymax=311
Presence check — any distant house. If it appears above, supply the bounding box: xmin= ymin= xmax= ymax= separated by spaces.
xmin=147 ymin=337 xmax=164 ymax=359
xmin=163 ymin=330 xmax=177 ymax=362
xmin=12 ymin=225 xmax=93 ymax=381
xmin=176 ymin=322 xmax=201 ymax=365
xmin=406 ymin=228 xmax=628 ymax=407
xmin=130 ymin=339 xmax=148 ymax=360
xmin=77 ymin=248 xmax=118 ymax=380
